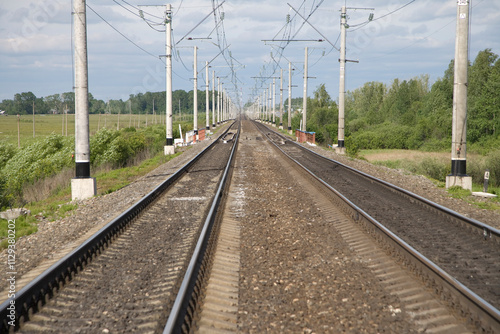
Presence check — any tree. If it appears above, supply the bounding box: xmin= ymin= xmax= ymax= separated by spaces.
xmin=62 ymin=92 xmax=75 ymax=114
xmin=14 ymin=92 xmax=37 ymax=114
xmin=307 ymin=84 xmax=338 ymax=144
xmin=468 ymin=49 xmax=499 ymax=142
xmin=45 ymin=94 xmax=63 ymax=114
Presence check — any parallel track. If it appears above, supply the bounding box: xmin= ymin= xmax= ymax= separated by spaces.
xmin=0 ymin=122 xmax=239 ymax=333
xmin=255 ymin=121 xmax=500 ymax=333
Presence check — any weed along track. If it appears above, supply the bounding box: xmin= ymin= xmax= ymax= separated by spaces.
xmin=0 ymin=122 xmax=239 ymax=333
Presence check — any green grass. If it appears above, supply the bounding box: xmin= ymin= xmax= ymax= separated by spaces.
xmin=0 ymin=121 xmax=228 ymax=249
xmin=94 ymin=150 xmax=182 ymax=195
xmin=0 ymin=112 xmax=209 ymax=147
xmin=359 ymin=149 xmax=500 ymax=213
xmin=0 ymin=147 xmax=186 ymax=250
xmin=0 ymin=114 xmax=162 ymax=147
xmin=0 ymin=199 xmax=77 ymax=249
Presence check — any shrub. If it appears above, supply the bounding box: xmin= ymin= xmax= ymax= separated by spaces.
xmin=90 ymin=128 xmax=118 ymax=166
xmin=0 ymin=143 xmax=16 ymax=170
xmin=345 ymin=136 xmax=360 ymax=157
xmin=465 ymin=158 xmax=484 ymax=185
xmin=417 ymin=157 xmax=449 ymax=182
xmin=485 ymin=149 xmax=500 ymax=187
xmin=103 ymin=135 xmax=134 ymax=167
xmin=2 ymin=134 xmax=73 ymax=197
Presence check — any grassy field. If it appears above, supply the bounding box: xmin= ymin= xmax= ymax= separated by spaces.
xmin=358 ymin=149 xmax=486 ymax=178
xmin=358 ymin=148 xmax=499 ymax=207
xmin=0 ymin=112 xmax=205 ymax=147
xmin=359 ymin=149 xmax=450 ymax=164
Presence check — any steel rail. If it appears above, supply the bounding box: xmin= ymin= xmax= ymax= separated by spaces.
xmin=163 ymin=121 xmax=240 ymax=334
xmin=256 ymin=121 xmax=500 ymax=333
xmin=263 ymin=124 xmax=500 ymax=243
xmin=0 ymin=123 xmax=236 ymax=332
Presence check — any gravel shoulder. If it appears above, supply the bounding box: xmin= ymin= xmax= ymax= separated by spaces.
xmin=299 ymin=141 xmax=500 ymax=230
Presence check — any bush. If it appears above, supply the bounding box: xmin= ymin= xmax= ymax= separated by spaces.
xmin=103 ymin=135 xmax=135 ymax=167
xmin=0 ymin=143 xmax=16 ymax=170
xmin=345 ymin=136 xmax=360 ymax=157
xmin=2 ymin=134 xmax=73 ymax=197
xmin=485 ymin=149 xmax=500 ymax=187
xmin=417 ymin=157 xmax=449 ymax=182
xmin=0 ymin=124 xmax=170 ymax=209
xmin=0 ymin=175 xmax=10 ymax=209
xmin=350 ymin=122 xmax=415 ymax=150
xmin=90 ymin=128 xmax=118 ymax=166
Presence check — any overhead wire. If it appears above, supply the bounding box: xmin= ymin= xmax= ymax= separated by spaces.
xmin=120 ymin=0 xmax=164 ymax=20
xmin=371 ymin=0 xmax=416 ymax=22
xmin=253 ymin=0 xmax=328 ymax=99
xmin=86 ymin=3 xmax=162 ymax=61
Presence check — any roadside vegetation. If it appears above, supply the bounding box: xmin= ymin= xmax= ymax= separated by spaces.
xmin=0 ymin=121 xmax=197 ymax=248
xmin=279 ymin=49 xmax=500 ymax=193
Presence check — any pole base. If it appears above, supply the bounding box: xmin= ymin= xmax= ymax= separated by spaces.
xmin=164 ymin=145 xmax=175 ymax=155
xmin=71 ymin=177 xmax=96 ymax=201
xmin=335 ymin=146 xmax=346 ymax=155
xmin=446 ymin=175 xmax=472 ymax=191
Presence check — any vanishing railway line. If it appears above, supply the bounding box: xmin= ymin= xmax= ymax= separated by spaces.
xmin=0 ymin=122 xmax=239 ymax=333
xmin=255 ymin=121 xmax=500 ymax=332
xmin=2 ymin=117 xmax=499 ymax=333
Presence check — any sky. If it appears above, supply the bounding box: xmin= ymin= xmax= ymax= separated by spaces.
xmin=0 ymin=0 xmax=499 ymax=108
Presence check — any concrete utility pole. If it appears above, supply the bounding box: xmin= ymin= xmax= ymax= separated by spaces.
xmin=193 ymin=46 xmax=198 ymax=142
xmin=337 ymin=5 xmax=347 ymax=154
xmin=272 ymin=78 xmax=276 ymax=126
xmin=32 ymin=101 xmax=35 ymax=138
xmin=217 ymin=78 xmax=220 ymax=124
xmin=265 ymin=88 xmax=269 ymax=122
xmin=302 ymin=47 xmax=308 ymax=132
xmin=262 ymin=92 xmax=265 ymax=121
xmin=446 ymin=0 xmax=472 ymax=190
xmin=221 ymin=89 xmax=225 ymax=123
xmin=255 ymin=96 xmax=259 ymax=120
xmin=268 ymin=83 xmax=272 ymax=123
xmin=71 ymin=0 xmax=96 ymax=200
xmin=205 ymin=61 xmax=210 ymax=130
xmin=212 ymin=70 xmax=216 ymax=128
xmin=288 ymin=61 xmax=292 ymax=134
xmin=164 ymin=3 xmax=174 ymax=155
xmin=279 ymin=68 xmax=284 ymax=129
xmin=226 ymin=90 xmax=229 ymax=121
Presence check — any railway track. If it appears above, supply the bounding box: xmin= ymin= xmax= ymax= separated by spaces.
xmin=254 ymin=121 xmax=500 ymax=333
xmin=0 ymin=122 xmax=239 ymax=333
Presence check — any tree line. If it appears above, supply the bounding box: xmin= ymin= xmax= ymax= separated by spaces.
xmin=289 ymin=48 xmax=500 ymax=154
xmin=0 ymin=90 xmax=218 ymax=116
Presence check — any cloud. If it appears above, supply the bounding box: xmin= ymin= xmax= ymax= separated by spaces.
xmin=0 ymin=0 xmax=499 ymax=103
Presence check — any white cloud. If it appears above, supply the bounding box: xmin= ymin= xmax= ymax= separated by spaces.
xmin=0 ymin=0 xmax=499 ymax=104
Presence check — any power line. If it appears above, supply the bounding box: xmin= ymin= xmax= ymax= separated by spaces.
xmin=86 ymin=4 xmax=161 ymax=61
xmin=175 ymin=1 xmax=225 ymax=45
xmin=372 ymin=0 xmax=416 ymax=22
xmin=119 ymin=0 xmax=164 ymax=20
xmin=363 ymin=0 xmax=484 ymax=60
